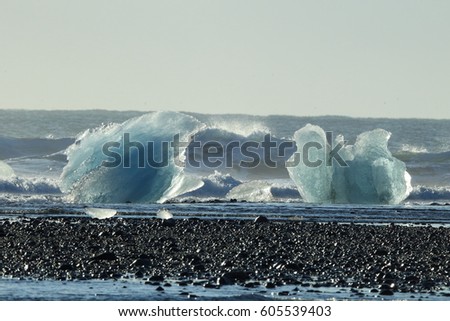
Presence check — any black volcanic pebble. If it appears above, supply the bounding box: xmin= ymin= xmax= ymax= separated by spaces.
xmin=254 ymin=216 xmax=269 ymax=223
xmin=221 ymin=271 xmax=250 ymax=283
xmin=162 ymin=219 xmax=176 ymax=227
xmin=2 ymin=216 xmax=450 ymax=295
xmin=91 ymin=252 xmax=117 ymax=261
xmin=379 ymin=289 xmax=394 ymax=296
xmin=59 ymin=263 xmax=74 ymax=271
xmin=203 ymin=283 xmax=217 ymax=289
xmin=149 ymin=275 xmax=165 ymax=282
xmin=131 ymin=258 xmax=151 ymax=267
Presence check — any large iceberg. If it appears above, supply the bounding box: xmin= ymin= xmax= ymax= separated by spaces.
xmin=287 ymin=124 xmax=412 ymax=204
xmin=60 ymin=111 xmax=204 ymax=203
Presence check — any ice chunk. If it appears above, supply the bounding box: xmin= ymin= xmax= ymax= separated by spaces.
xmin=288 ymin=125 xmax=412 ymax=204
xmin=340 ymin=129 xmax=412 ymax=204
xmin=286 ymin=124 xmax=333 ymax=203
xmin=85 ymin=207 xmax=117 ymax=219
xmin=60 ymin=112 xmax=204 ymax=203
xmin=156 ymin=208 xmax=173 ymax=219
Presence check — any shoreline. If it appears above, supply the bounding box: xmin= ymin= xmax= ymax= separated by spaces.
xmin=2 ymin=217 xmax=450 ymax=297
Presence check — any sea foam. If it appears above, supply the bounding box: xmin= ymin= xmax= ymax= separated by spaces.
xmin=0 ymin=160 xmax=60 ymax=194
xmin=0 ymin=161 xmax=15 ymax=178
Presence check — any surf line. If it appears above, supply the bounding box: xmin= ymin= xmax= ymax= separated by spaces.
xmin=100 ymin=132 xmax=347 ymax=169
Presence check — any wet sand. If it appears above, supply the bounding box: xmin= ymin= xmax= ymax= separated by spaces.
xmin=1 ymin=217 xmax=450 ymax=296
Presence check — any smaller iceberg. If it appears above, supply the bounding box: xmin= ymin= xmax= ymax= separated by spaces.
xmin=85 ymin=207 xmax=117 ymax=219
xmin=287 ymin=125 xmax=412 ymax=204
xmin=156 ymin=208 xmax=173 ymax=220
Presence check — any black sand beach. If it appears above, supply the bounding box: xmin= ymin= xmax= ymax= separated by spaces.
xmin=2 ymin=217 xmax=450 ymax=297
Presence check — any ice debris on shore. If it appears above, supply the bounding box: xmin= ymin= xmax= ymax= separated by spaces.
xmin=156 ymin=209 xmax=173 ymax=220
xmin=85 ymin=207 xmax=117 ymax=219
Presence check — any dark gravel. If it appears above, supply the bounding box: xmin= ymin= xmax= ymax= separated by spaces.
xmin=2 ymin=217 xmax=450 ymax=294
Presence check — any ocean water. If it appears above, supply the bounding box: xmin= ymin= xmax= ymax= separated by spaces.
xmin=1 ymin=109 xmax=450 ymax=300
xmin=1 ymin=109 xmax=449 ymax=205
xmin=1 ymin=278 xmax=446 ymax=301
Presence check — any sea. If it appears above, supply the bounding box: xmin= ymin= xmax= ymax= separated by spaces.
xmin=1 ymin=109 xmax=450 ymax=300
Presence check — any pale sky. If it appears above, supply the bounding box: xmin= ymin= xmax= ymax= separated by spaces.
xmin=1 ymin=0 xmax=449 ymax=118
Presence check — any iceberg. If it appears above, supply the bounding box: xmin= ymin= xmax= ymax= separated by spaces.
xmin=286 ymin=125 xmax=333 ymax=203
xmin=287 ymin=125 xmax=412 ymax=204
xmin=60 ymin=112 xmax=204 ymax=203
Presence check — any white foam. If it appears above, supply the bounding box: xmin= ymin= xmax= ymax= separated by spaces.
xmin=0 ymin=161 xmax=15 ymax=178
xmin=0 ymin=176 xmax=61 ymax=194
xmin=400 ymin=144 xmax=428 ymax=154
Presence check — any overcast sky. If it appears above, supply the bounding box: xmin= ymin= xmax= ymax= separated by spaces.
xmin=1 ymin=0 xmax=449 ymax=118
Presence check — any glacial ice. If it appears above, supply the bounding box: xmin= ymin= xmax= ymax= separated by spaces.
xmin=287 ymin=125 xmax=412 ymax=204
xmin=59 ymin=113 xmax=412 ymax=205
xmin=85 ymin=207 xmax=117 ymax=219
xmin=60 ymin=112 xmax=205 ymax=203
xmin=156 ymin=208 xmax=174 ymax=220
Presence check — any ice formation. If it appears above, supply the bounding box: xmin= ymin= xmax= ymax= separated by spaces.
xmin=60 ymin=112 xmax=204 ymax=203
xmin=156 ymin=209 xmax=174 ymax=220
xmin=287 ymin=125 xmax=412 ymax=204
xmin=85 ymin=207 xmax=117 ymax=219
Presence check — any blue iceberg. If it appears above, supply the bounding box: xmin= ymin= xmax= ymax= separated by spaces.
xmin=287 ymin=125 xmax=412 ymax=204
xmin=60 ymin=112 xmax=204 ymax=203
